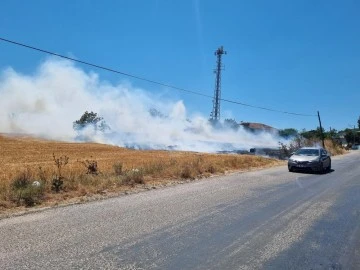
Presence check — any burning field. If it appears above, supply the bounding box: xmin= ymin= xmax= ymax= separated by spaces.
xmin=0 ymin=58 xmax=288 ymax=212
xmin=0 ymin=134 xmax=284 ymax=211
xmin=0 ymin=59 xmax=346 ymax=213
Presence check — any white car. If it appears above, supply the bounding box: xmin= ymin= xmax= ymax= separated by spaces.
xmin=288 ymin=147 xmax=331 ymax=173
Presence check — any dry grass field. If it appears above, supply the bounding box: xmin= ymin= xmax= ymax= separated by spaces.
xmin=0 ymin=134 xmax=284 ymax=211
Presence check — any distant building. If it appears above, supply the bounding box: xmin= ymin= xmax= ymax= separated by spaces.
xmin=333 ymin=132 xmax=347 ymax=147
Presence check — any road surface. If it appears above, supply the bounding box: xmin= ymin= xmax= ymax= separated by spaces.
xmin=1 ymin=151 xmax=359 ymax=269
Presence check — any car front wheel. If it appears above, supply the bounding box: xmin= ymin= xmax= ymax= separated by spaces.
xmin=319 ymin=163 xmax=326 ymax=174
xmin=327 ymin=161 xmax=331 ymax=172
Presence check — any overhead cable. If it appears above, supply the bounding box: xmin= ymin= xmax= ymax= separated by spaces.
xmin=0 ymin=37 xmax=316 ymax=117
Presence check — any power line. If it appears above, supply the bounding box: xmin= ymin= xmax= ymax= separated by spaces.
xmin=0 ymin=37 xmax=316 ymax=117
xmin=221 ymin=98 xmax=315 ymax=116
xmin=0 ymin=37 xmax=209 ymax=99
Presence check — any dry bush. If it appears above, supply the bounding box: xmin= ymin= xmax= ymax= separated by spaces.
xmin=180 ymin=164 xmax=194 ymax=179
xmin=113 ymin=162 xmax=123 ymax=175
xmin=279 ymin=137 xmax=346 ymax=158
xmin=325 ymin=139 xmax=347 ymax=156
xmin=78 ymin=158 xmax=98 ymax=175
xmin=122 ymin=169 xmax=145 ymax=186
xmin=10 ymin=169 xmax=45 ymax=207
xmin=53 ymin=153 xmax=69 ymax=176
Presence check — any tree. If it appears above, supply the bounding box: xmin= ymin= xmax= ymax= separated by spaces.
xmin=300 ymin=127 xmax=324 ymax=140
xmin=358 ymin=116 xmax=360 ymax=129
xmin=344 ymin=128 xmax=360 ymax=145
xmin=73 ymin=111 xmax=109 ymax=132
xmin=300 ymin=129 xmax=317 ymax=140
xmin=223 ymin=118 xmax=239 ymax=131
xmin=325 ymin=128 xmax=337 ymax=139
xmin=278 ymin=128 xmax=298 ymax=139
xmin=149 ymin=108 xmax=166 ymax=119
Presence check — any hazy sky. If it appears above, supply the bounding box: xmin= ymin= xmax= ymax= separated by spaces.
xmin=1 ymin=0 xmax=359 ymax=131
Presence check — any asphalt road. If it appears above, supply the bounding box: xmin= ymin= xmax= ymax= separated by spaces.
xmin=1 ymin=151 xmax=359 ymax=270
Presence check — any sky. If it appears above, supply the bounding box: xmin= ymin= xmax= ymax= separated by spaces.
xmin=0 ymin=0 xmax=359 ymax=132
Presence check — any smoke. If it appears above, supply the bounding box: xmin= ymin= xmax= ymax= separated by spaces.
xmin=0 ymin=59 xmax=283 ymax=152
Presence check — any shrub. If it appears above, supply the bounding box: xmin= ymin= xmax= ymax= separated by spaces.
xmin=51 ymin=176 xmax=64 ymax=193
xmin=123 ymin=169 xmax=145 ymax=185
xmin=53 ymin=153 xmax=69 ymax=177
xmin=325 ymin=139 xmax=346 ymax=156
xmin=17 ymin=186 xmax=43 ymax=207
xmin=113 ymin=162 xmax=123 ymax=176
xmin=51 ymin=154 xmax=69 ymax=193
xmin=79 ymin=158 xmax=98 ymax=175
xmin=11 ymin=170 xmax=44 ymax=207
xmin=11 ymin=170 xmax=31 ymax=190
xmin=180 ymin=165 xmax=194 ymax=179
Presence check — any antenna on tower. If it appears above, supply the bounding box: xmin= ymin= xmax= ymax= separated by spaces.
xmin=211 ymin=46 xmax=226 ymax=123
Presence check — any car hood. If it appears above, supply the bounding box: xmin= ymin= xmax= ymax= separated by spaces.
xmin=290 ymin=155 xmax=319 ymax=162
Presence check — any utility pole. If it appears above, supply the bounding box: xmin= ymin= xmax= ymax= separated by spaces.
xmin=354 ymin=125 xmax=356 ymax=145
xmin=317 ymin=111 xmax=325 ymax=148
xmin=211 ymin=46 xmax=226 ymax=122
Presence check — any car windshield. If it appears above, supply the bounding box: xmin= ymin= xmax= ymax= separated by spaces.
xmin=295 ymin=149 xmax=319 ymax=156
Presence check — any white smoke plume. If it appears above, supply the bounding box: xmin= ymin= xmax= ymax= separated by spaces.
xmin=0 ymin=59 xmax=283 ymax=152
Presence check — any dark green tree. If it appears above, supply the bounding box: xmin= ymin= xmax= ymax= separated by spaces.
xmin=73 ymin=111 xmax=109 ymax=132
xmin=300 ymin=127 xmax=324 ymax=140
xmin=278 ymin=128 xmax=298 ymax=139
xmin=326 ymin=128 xmax=338 ymax=139
xmin=344 ymin=128 xmax=360 ymax=145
